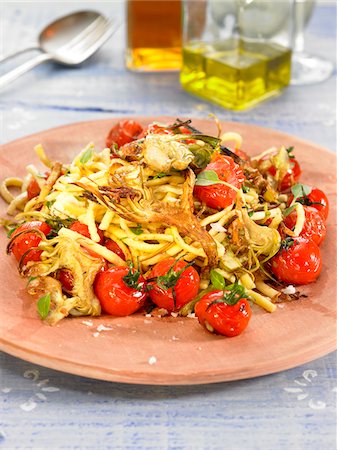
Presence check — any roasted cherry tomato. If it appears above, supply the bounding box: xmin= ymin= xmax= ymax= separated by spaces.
xmin=195 ymin=290 xmax=251 ymax=337
xmin=270 ymin=237 xmax=322 ymax=285
xmin=27 ymin=172 xmax=50 ymax=200
xmin=94 ymin=266 xmax=147 ymax=316
xmin=147 ymin=257 xmax=200 ymax=312
xmin=267 ymin=158 xmax=301 ymax=191
xmin=104 ymin=238 xmax=125 ymax=261
xmin=194 ymin=153 xmax=245 ymax=210
xmin=283 ymin=205 xmax=326 ymax=246
xmin=69 ymin=221 xmax=104 ymax=244
xmin=57 ymin=269 xmax=74 ymax=292
xmin=10 ymin=221 xmax=51 ymax=264
xmin=106 ymin=120 xmax=143 ymax=148
xmin=288 ymin=187 xmax=329 ymax=221
xmin=27 ymin=178 xmax=41 ymax=200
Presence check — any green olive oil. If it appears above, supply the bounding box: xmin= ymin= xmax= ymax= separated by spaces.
xmin=180 ymin=39 xmax=292 ymax=110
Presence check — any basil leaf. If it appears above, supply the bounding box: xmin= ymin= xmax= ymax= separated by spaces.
xmin=210 ymin=269 xmax=226 ymax=290
xmin=195 ymin=170 xmax=221 ymax=186
xmin=291 ymin=183 xmax=312 ymax=202
xmin=37 ymin=293 xmax=51 ymax=320
xmin=80 ymin=148 xmax=93 ymax=164
xmin=191 ymin=134 xmax=220 ymax=148
xmin=130 ymin=225 xmax=143 ymax=235
xmin=283 ymin=204 xmax=297 ymax=217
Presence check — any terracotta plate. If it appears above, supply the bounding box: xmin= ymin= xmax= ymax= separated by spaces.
xmin=0 ymin=118 xmax=336 ymax=385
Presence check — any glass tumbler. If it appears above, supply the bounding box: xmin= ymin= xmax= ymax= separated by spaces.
xmin=181 ymin=0 xmax=294 ymax=110
xmin=126 ymin=0 xmax=182 ymax=71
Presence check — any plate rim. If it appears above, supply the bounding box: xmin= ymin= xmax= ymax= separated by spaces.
xmin=1 ymin=116 xmax=336 ymax=385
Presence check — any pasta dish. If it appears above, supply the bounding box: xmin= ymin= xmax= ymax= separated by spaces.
xmin=0 ymin=118 xmax=328 ymax=337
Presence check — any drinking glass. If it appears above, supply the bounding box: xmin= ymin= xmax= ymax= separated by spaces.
xmin=291 ymin=0 xmax=334 ymax=85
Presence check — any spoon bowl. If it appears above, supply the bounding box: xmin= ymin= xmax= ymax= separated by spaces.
xmin=0 ymin=10 xmax=116 ymax=88
xmin=39 ymin=10 xmax=113 ymax=65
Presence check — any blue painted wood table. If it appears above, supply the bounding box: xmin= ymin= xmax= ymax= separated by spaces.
xmin=1 ymin=2 xmax=336 ymax=449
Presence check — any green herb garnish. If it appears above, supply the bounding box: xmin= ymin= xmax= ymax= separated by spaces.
xmin=130 ymin=225 xmax=143 ymax=235
xmin=80 ymin=148 xmax=93 ymax=164
xmin=37 ymin=293 xmax=51 ymax=320
xmin=195 ymin=170 xmax=222 ymax=186
xmin=210 ymin=269 xmax=226 ymax=290
xmin=283 ymin=183 xmax=312 ymax=216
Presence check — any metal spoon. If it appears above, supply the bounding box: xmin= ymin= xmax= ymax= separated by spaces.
xmin=0 ymin=11 xmax=117 ymax=89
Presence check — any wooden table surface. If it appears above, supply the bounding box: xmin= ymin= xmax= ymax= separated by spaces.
xmin=1 ymin=2 xmax=336 ymax=449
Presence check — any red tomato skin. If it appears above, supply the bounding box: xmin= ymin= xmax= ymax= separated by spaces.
xmin=288 ymin=188 xmax=329 ymax=221
xmin=104 ymin=239 xmax=126 ymax=261
xmin=234 ymin=148 xmax=250 ymax=161
xmin=147 ymin=258 xmax=200 ymax=312
xmin=57 ymin=269 xmax=74 ymax=292
xmin=27 ymin=178 xmax=41 ymax=200
xmin=106 ymin=120 xmax=143 ymax=148
xmin=94 ymin=267 xmax=147 ymax=316
xmin=27 ymin=172 xmax=50 ymax=200
xmin=270 ymin=237 xmax=322 ymax=285
xmin=283 ymin=206 xmax=326 ymax=246
xmin=194 ymin=154 xmax=245 ymax=210
xmin=279 ymin=159 xmax=302 ymax=191
xmin=195 ymin=291 xmax=251 ymax=337
xmin=69 ymin=221 xmax=104 ymax=244
xmin=11 ymin=221 xmax=51 ymax=263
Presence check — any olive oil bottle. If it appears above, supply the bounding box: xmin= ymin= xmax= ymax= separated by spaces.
xmin=181 ymin=39 xmax=292 ymax=110
xmin=181 ymin=0 xmax=293 ymax=110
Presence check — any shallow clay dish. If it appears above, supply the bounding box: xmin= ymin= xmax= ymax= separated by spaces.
xmin=0 ymin=118 xmax=336 ymax=385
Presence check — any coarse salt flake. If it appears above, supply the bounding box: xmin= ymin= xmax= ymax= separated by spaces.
xmin=170 ymin=312 xmax=178 ymax=318
xmin=82 ymin=320 xmax=94 ymax=327
xmin=92 ymin=332 xmax=100 ymax=338
xmin=97 ymin=324 xmax=113 ymax=332
xmin=187 ymin=312 xmax=197 ymax=319
xmin=148 ymin=356 xmax=157 ymax=365
xmin=281 ymin=285 xmax=296 ymax=295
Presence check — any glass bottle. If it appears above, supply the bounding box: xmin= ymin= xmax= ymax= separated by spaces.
xmin=181 ymin=0 xmax=294 ymax=110
xmin=126 ymin=0 xmax=182 ymax=71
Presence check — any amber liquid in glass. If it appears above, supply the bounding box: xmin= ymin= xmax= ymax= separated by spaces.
xmin=126 ymin=0 xmax=182 ymax=71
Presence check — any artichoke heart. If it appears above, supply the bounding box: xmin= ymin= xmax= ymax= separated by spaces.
xmin=26 ymin=233 xmax=103 ymax=325
xmin=143 ymin=134 xmax=194 ymax=172
xmin=241 ymin=210 xmax=281 ymax=258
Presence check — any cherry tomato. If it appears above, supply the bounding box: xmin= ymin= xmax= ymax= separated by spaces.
xmin=106 ymin=120 xmax=143 ymax=148
xmin=69 ymin=221 xmax=104 ymax=244
xmin=104 ymin=239 xmax=125 ymax=261
xmin=267 ymin=158 xmax=301 ymax=191
xmin=270 ymin=237 xmax=322 ymax=285
xmin=283 ymin=205 xmax=326 ymax=246
xmin=147 ymin=257 xmax=200 ymax=312
xmin=27 ymin=172 xmax=50 ymax=200
xmin=195 ymin=290 xmax=251 ymax=337
xmin=234 ymin=147 xmax=250 ymax=161
xmin=139 ymin=123 xmax=175 ymax=138
xmin=27 ymin=178 xmax=41 ymax=200
xmin=57 ymin=269 xmax=74 ymax=292
xmin=280 ymin=158 xmax=302 ymax=191
xmin=10 ymin=221 xmax=51 ymax=264
xmin=94 ymin=267 xmax=147 ymax=316
xmin=194 ymin=154 xmax=245 ymax=210
xmin=288 ymin=187 xmax=329 ymax=221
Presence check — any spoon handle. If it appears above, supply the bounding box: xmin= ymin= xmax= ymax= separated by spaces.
xmin=0 ymin=46 xmax=40 ymax=63
xmin=0 ymin=52 xmax=52 ymax=89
